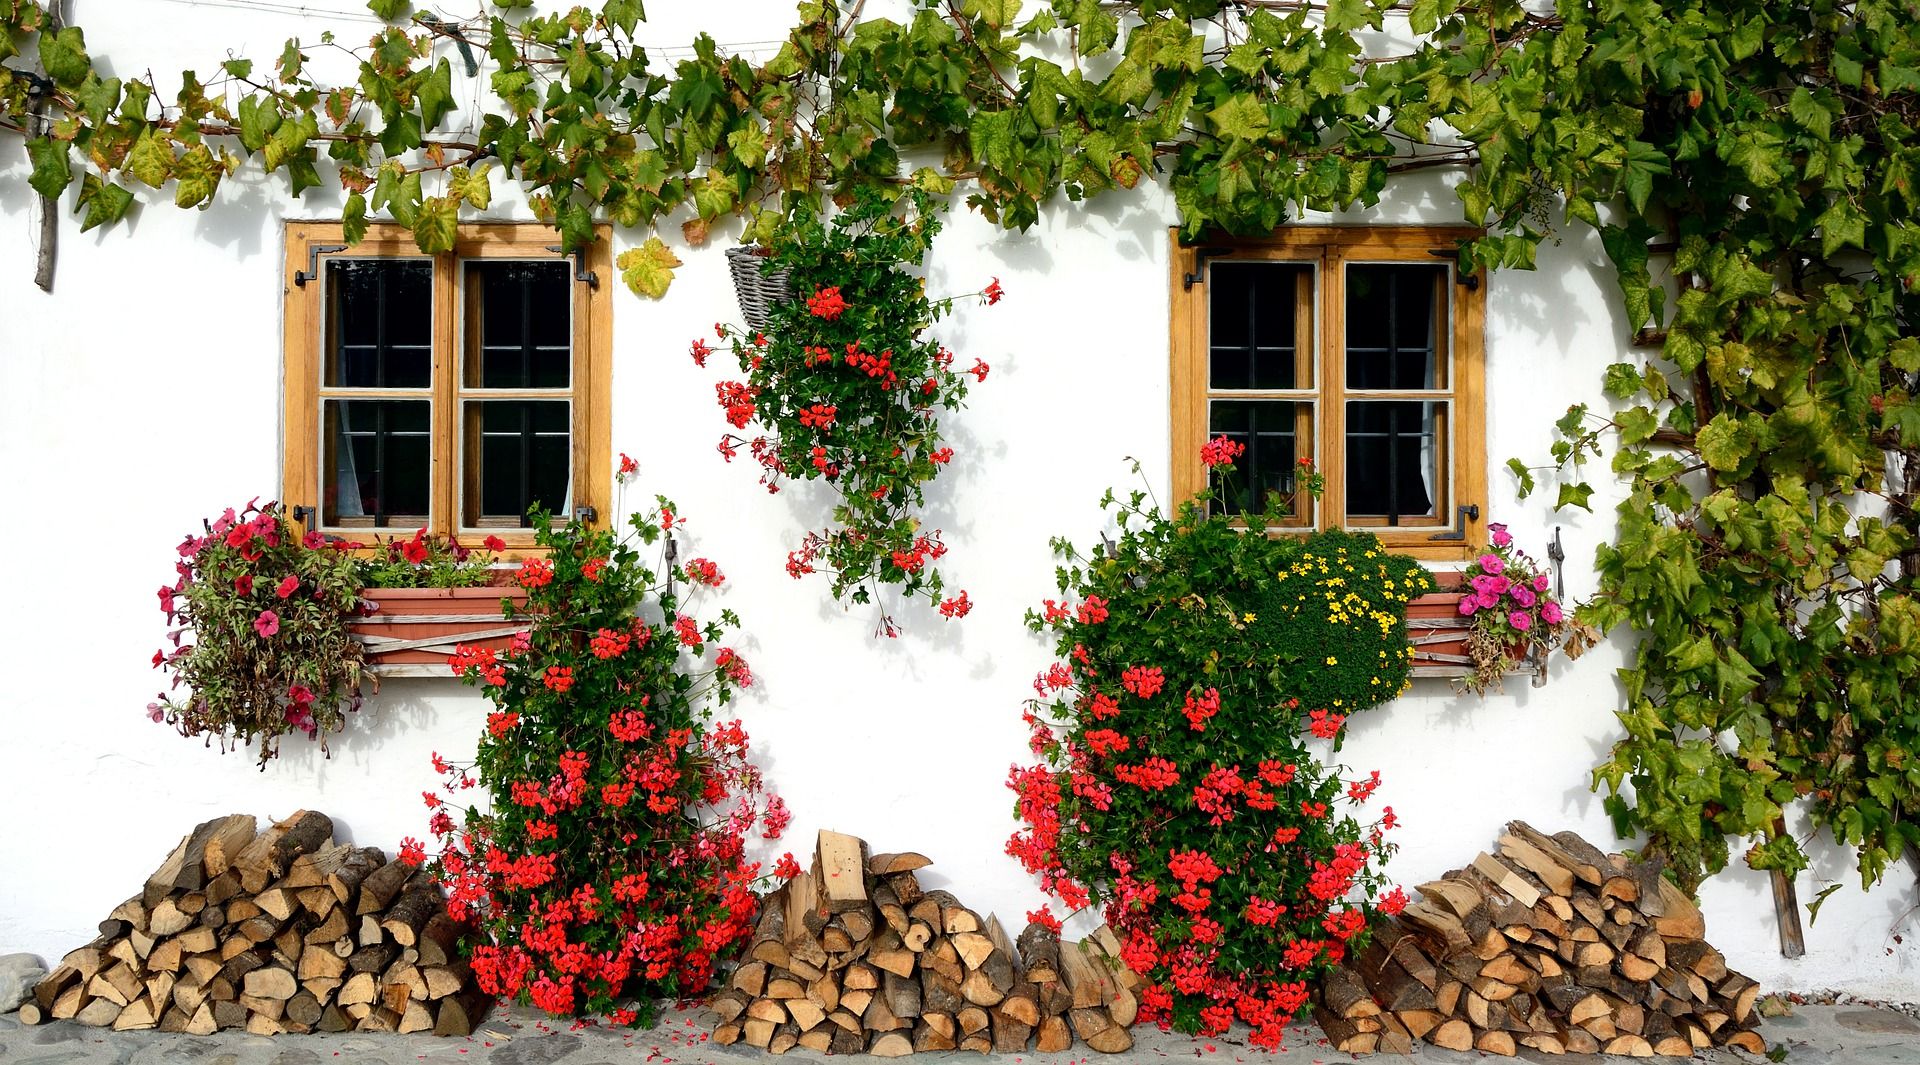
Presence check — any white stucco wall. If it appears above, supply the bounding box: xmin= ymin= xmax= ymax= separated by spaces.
xmin=1 ymin=0 xmax=1915 ymax=1005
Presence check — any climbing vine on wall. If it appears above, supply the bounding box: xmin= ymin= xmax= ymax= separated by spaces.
xmin=7 ymin=0 xmax=1920 ymax=901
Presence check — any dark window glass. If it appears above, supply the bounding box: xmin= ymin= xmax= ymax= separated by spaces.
xmin=325 ymin=260 xmax=433 ymax=388
xmin=1208 ymin=262 xmax=1310 ymax=390
xmin=1345 ymin=400 xmax=1445 ymax=523
xmin=322 ymin=399 xmax=432 ymax=526
xmin=463 ymin=400 xmax=571 ymax=526
xmin=1345 ymin=264 xmax=1445 ymax=390
xmin=468 ymin=261 xmax=572 ymax=389
xmin=1208 ymin=399 xmax=1310 ymax=518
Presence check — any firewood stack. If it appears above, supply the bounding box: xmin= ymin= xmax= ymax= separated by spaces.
xmin=1315 ymin=822 xmax=1767 ymax=1058
xmin=711 ymin=830 xmax=1137 ymax=1055
xmin=17 ymin=811 xmax=489 ymax=1037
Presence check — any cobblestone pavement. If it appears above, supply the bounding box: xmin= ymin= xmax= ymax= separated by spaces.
xmin=2 ymin=1002 xmax=1916 ymax=1065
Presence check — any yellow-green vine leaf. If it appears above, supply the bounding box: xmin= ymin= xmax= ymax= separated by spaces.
xmin=617 ymin=237 xmax=681 ymax=298
xmin=414 ymin=195 xmax=459 ymax=253
xmin=74 ymin=172 xmax=134 ymax=231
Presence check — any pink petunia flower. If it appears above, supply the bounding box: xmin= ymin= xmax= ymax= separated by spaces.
xmin=1541 ymin=600 xmax=1564 ymax=625
xmin=1457 ymin=596 xmax=1479 ymax=616
xmin=276 ymin=575 xmax=300 ymax=599
xmin=1509 ymin=610 xmax=1533 ymax=632
xmin=1478 ymin=553 xmax=1505 ymax=575
xmin=253 ymin=610 xmax=280 ymax=638
xmin=1489 ymin=522 xmax=1512 ymax=548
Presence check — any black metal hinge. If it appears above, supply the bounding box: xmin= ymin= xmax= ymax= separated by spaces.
xmin=1182 ymin=246 xmax=1233 ymax=290
xmin=544 ymin=245 xmax=600 ymax=289
xmin=293 ymin=244 xmax=349 ymax=287
xmin=1428 ymin=503 xmax=1480 ymax=542
xmin=1427 ymin=248 xmax=1480 ymax=290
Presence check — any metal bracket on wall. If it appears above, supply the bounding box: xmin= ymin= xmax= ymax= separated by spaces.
xmin=291 ymin=505 xmax=317 ymax=537
xmin=663 ymin=533 xmax=678 ymax=600
xmin=544 ymin=245 xmax=601 ymax=289
xmin=1427 ymin=503 xmax=1481 ymax=542
xmin=1549 ymin=526 xmax=1566 ymax=599
xmin=293 ymin=244 xmax=349 ymax=287
xmin=1181 ymin=246 xmax=1233 ymax=290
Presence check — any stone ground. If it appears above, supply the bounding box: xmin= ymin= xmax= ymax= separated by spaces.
xmin=2 ymin=1002 xmax=1917 ymax=1065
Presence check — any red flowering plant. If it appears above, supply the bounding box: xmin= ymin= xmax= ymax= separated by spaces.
xmin=357 ymin=527 xmax=510 ymax=588
xmin=411 ymin=500 xmax=785 ymax=1024
xmin=697 ymin=187 xmax=996 ymax=636
xmin=152 ymin=500 xmax=369 ymax=764
xmin=1007 ymin=442 xmax=1432 ymax=1048
xmin=1453 ymin=522 xmax=1597 ymax=694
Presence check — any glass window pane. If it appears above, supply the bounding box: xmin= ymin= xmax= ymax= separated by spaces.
xmin=1345 ymin=264 xmax=1447 ymax=390
xmin=322 ymin=399 xmax=432 ymax=527
xmin=325 ymin=260 xmax=433 ymax=388
xmin=463 ymin=400 xmax=572 ymax=526
xmin=466 ymin=261 xmax=572 ymax=389
xmin=1208 ymin=399 xmax=1313 ymax=520
xmin=1344 ymin=400 xmax=1448 ymax=524
xmin=1208 ymin=261 xmax=1311 ymax=390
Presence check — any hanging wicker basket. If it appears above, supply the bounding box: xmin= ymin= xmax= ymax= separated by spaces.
xmin=725 ymin=245 xmax=794 ymax=331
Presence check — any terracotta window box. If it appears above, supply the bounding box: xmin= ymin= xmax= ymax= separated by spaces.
xmin=349 ymin=586 xmax=529 ymax=679
xmin=1406 ymin=572 xmax=1547 ymax=686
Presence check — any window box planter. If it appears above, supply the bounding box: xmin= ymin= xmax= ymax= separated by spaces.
xmin=1406 ymin=573 xmax=1547 ymax=686
xmin=350 ymin=587 xmax=529 ymax=678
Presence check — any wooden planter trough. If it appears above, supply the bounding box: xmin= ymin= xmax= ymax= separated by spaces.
xmin=349 ymin=586 xmax=529 ymax=678
xmin=1406 ymin=572 xmax=1547 ymax=686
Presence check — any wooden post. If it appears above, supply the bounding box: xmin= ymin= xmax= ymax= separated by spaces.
xmin=1767 ymin=818 xmax=1805 ymax=958
xmin=29 ymin=1 xmax=61 ymax=292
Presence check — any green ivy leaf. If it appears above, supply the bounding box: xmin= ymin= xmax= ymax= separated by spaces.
xmin=1616 ymin=406 xmax=1658 ymax=444
xmin=26 ymin=138 xmax=71 ymax=199
xmin=1555 ymin=482 xmax=1594 ymax=512
xmin=1696 ymin=414 xmax=1756 ymax=473
xmin=1603 ymin=363 xmax=1641 ymax=399
xmin=172 ymin=143 xmax=221 ymax=209
xmin=38 ymin=26 xmax=91 ymax=88
xmin=1788 ymin=87 xmax=1833 ymax=141
xmin=343 ymin=191 xmax=369 ymax=245
xmin=1507 ymin=457 xmax=1536 ymax=499
xmin=727 ymin=123 xmax=770 ymax=168
xmin=962 ymin=0 xmax=1020 ymax=30
xmin=74 ymin=172 xmax=133 ymax=232
xmin=616 ymin=236 xmax=682 ymax=298
xmin=418 ymin=58 xmax=456 ymax=133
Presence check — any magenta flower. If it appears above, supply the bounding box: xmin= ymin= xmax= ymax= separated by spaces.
xmin=1457 ymin=596 xmax=1479 ymax=616
xmin=1489 ymin=575 xmax=1512 ymax=595
xmin=1470 ymin=574 xmax=1495 ymax=593
xmin=1478 ymin=553 xmax=1505 ymax=575
xmin=1533 ymin=573 xmax=1550 ymax=592
xmin=253 ymin=610 xmax=280 ymax=638
xmin=1512 ymin=585 xmax=1537 ymax=608
xmin=1476 ymin=591 xmax=1499 ymax=609
xmin=1509 ymin=610 xmax=1533 ymax=632
xmin=1541 ymin=600 xmax=1564 ymax=625
xmin=1489 ymin=522 xmax=1512 ymax=548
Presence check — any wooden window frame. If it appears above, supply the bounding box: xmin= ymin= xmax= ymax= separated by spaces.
xmin=283 ymin=222 xmax=612 ymax=554
xmin=1170 ymin=226 xmax=1487 ymax=562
